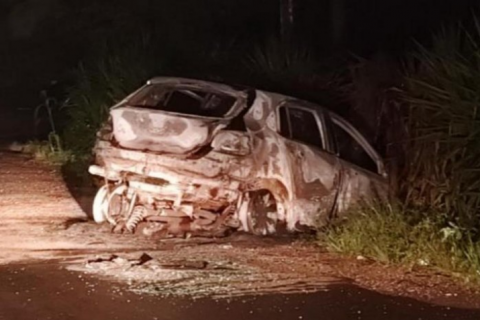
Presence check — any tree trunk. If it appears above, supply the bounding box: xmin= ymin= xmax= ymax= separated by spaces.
xmin=330 ymin=0 xmax=346 ymax=46
xmin=280 ymin=0 xmax=294 ymax=42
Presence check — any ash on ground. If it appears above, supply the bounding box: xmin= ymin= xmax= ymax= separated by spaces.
xmin=68 ymin=251 xmax=339 ymax=299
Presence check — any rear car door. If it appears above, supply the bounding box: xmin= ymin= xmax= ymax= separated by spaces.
xmin=326 ymin=113 xmax=388 ymax=215
xmin=278 ymin=101 xmax=342 ymax=226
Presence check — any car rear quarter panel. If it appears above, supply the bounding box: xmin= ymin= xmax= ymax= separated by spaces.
xmin=243 ymin=91 xmax=342 ymax=229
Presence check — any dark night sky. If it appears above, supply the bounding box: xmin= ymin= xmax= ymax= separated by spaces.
xmin=0 ymin=0 xmax=478 ymax=110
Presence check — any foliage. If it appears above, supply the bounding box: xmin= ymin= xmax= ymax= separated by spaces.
xmin=63 ymin=36 xmax=165 ymax=157
xmin=33 ymin=94 xmax=57 ymax=136
xmin=33 ymin=86 xmax=72 ymax=138
xmin=244 ymin=37 xmax=317 ymax=82
xmin=322 ymin=23 xmax=480 ymax=286
xmin=24 ymin=133 xmax=74 ymax=165
xmin=59 ymin=35 xmax=342 ymax=162
xmin=241 ymin=37 xmax=344 ymax=104
xmin=400 ymin=23 xmax=480 ymax=233
xmin=321 ymin=203 xmax=480 ymax=284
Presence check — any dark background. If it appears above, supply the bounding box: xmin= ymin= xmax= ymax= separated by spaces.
xmin=0 ymin=0 xmax=478 ymax=111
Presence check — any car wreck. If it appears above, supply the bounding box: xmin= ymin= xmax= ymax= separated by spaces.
xmin=89 ymin=77 xmax=388 ymax=237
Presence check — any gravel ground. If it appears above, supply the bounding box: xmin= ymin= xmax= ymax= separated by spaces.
xmin=1 ymin=150 xmax=479 ymax=309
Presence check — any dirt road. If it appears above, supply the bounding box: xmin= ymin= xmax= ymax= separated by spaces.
xmin=0 ymin=151 xmax=160 ymax=264
xmin=0 ymin=151 xmax=480 ymax=319
xmin=2 ymin=264 xmax=480 ymax=320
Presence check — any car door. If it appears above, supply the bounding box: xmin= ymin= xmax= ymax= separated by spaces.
xmin=277 ymin=101 xmax=342 ymax=227
xmin=326 ymin=113 xmax=388 ymax=215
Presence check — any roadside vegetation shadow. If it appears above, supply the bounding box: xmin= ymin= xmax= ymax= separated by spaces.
xmin=60 ymin=161 xmax=97 ymax=221
xmin=316 ymin=283 xmax=480 ymax=320
xmin=254 ymin=283 xmax=480 ymax=320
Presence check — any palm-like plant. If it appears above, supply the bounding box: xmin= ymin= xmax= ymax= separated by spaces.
xmin=401 ymin=22 xmax=480 ymax=232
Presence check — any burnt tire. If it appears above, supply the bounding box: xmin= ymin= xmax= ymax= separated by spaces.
xmin=92 ymin=185 xmax=109 ymax=223
xmin=92 ymin=184 xmax=129 ymax=226
xmin=246 ymin=190 xmax=278 ymax=236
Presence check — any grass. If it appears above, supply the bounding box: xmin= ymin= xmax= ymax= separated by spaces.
xmin=321 ymin=203 xmax=480 ymax=284
xmin=24 ymin=133 xmax=74 ymax=166
xmin=399 ymin=23 xmax=480 ymax=233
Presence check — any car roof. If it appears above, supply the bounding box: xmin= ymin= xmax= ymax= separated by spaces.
xmin=147 ymin=77 xmax=325 ymax=111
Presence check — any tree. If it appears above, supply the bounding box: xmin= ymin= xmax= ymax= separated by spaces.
xmin=280 ymin=0 xmax=294 ymax=42
xmin=330 ymin=0 xmax=346 ymax=46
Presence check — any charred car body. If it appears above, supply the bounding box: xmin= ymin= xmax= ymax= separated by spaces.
xmin=90 ymin=77 xmax=388 ymax=237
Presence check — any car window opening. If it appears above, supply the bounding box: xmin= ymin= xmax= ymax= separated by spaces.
xmin=279 ymin=106 xmax=324 ymax=150
xmin=129 ymin=85 xmax=237 ymax=118
xmin=331 ymin=121 xmax=378 ymax=173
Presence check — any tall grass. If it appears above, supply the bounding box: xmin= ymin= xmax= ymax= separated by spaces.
xmin=241 ymin=37 xmax=345 ymax=104
xmin=243 ymin=37 xmax=318 ymax=82
xmin=24 ymin=133 xmax=74 ymax=165
xmin=323 ymin=23 xmax=480 ymax=285
xmin=63 ymin=37 xmax=165 ymax=157
xmin=401 ymin=23 xmax=480 ymax=233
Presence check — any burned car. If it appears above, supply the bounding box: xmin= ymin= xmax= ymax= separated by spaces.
xmin=89 ymin=77 xmax=388 ymax=237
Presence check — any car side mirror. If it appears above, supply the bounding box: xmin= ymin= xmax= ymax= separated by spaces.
xmin=211 ymin=130 xmax=250 ymax=156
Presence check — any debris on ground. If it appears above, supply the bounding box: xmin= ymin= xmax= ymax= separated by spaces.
xmin=71 ymin=251 xmax=340 ymax=299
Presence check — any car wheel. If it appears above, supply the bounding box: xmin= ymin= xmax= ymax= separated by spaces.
xmin=246 ymin=190 xmax=278 ymax=236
